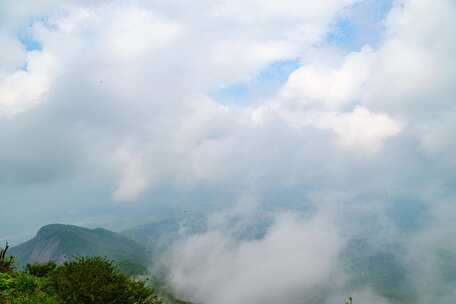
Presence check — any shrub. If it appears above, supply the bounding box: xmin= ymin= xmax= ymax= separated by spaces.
xmin=25 ymin=262 xmax=57 ymax=278
xmin=116 ymin=260 xmax=148 ymax=276
xmin=51 ymin=256 xmax=153 ymax=304
xmin=0 ymin=272 xmax=58 ymax=304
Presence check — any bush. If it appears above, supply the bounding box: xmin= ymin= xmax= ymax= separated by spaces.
xmin=0 ymin=272 xmax=58 ymax=304
xmin=0 ymin=273 xmax=14 ymax=290
xmin=0 ymin=243 xmax=179 ymax=304
xmin=51 ymin=256 xmax=153 ymax=304
xmin=25 ymin=262 xmax=57 ymax=278
xmin=116 ymin=260 xmax=148 ymax=276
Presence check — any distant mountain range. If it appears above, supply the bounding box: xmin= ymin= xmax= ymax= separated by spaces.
xmin=10 ymin=224 xmax=148 ymax=270
xmin=8 ymin=211 xmax=274 ymax=269
xmin=121 ymin=213 xmax=208 ymax=257
xmin=121 ymin=211 xmax=274 ymax=254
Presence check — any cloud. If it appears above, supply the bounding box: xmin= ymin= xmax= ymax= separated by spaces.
xmin=0 ymin=51 xmax=58 ymax=117
xmin=0 ymin=1 xmax=456 ymax=303
xmin=325 ymin=288 xmax=393 ymax=304
xmin=0 ymin=31 xmax=27 ymax=73
xmin=280 ymin=46 xmax=374 ymax=110
xmin=112 ymin=147 xmax=149 ymax=202
xmin=274 ymin=106 xmax=402 ymax=152
xmin=402 ymin=199 xmax=456 ymax=304
xmin=163 ymin=201 xmax=401 ymax=304
xmin=0 ymin=0 xmax=366 ymax=200
xmin=166 ymin=210 xmax=344 ymax=304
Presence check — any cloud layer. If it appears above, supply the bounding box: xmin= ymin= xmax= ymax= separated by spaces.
xmin=166 ymin=210 xmax=343 ymax=304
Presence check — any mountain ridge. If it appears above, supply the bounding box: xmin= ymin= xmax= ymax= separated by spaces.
xmin=9 ymin=223 xmax=148 ymax=269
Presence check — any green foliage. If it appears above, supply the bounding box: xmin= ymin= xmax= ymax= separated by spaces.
xmin=116 ymin=260 xmax=148 ymax=276
xmin=0 ymin=272 xmax=58 ymax=304
xmin=0 ymin=273 xmax=14 ymax=291
xmin=25 ymin=262 xmax=57 ymax=278
xmin=1 ymin=240 xmax=189 ymax=304
xmin=51 ymin=256 xmax=153 ymax=304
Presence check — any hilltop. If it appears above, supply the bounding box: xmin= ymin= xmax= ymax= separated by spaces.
xmin=9 ymin=224 xmax=148 ymax=271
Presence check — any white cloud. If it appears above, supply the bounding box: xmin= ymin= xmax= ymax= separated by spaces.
xmin=251 ymin=105 xmax=401 ymax=152
xmin=112 ymin=147 xmax=149 ymax=203
xmin=404 ymin=200 xmax=456 ymax=304
xmin=0 ymin=0 xmax=449 ymax=209
xmin=166 ymin=210 xmax=343 ymax=304
xmin=0 ymin=31 xmax=26 ymax=74
xmin=301 ymin=107 xmax=401 ymax=152
xmin=325 ymin=289 xmax=393 ymax=304
xmin=0 ymin=51 xmax=57 ymax=117
xmin=94 ymin=5 xmax=181 ymax=60
xmin=280 ymin=46 xmax=374 ymax=109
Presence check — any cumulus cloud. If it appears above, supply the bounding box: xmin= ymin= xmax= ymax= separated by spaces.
xmin=280 ymin=46 xmax=374 ymax=110
xmin=0 ymin=0 xmax=368 ymax=199
xmin=0 ymin=51 xmax=58 ymax=117
xmin=273 ymin=106 xmax=402 ymax=152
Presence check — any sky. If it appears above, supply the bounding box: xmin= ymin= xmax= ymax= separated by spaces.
xmin=1 ymin=0 xmax=456 ymax=303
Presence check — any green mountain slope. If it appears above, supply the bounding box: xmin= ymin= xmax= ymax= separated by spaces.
xmin=9 ymin=224 xmax=148 ymax=269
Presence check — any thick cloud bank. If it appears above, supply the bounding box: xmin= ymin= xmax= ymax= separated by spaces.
xmin=166 ymin=211 xmax=342 ymax=304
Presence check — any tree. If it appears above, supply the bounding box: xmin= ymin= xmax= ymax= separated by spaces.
xmin=51 ymin=256 xmax=153 ymax=304
xmin=116 ymin=260 xmax=148 ymax=277
xmin=0 ymin=242 xmax=14 ymax=273
xmin=0 ymin=271 xmax=58 ymax=304
xmin=25 ymin=261 xmax=57 ymax=278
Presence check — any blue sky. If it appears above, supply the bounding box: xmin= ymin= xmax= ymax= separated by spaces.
xmin=18 ymin=33 xmax=42 ymax=52
xmin=327 ymin=0 xmax=393 ymax=49
xmin=212 ymin=59 xmax=301 ymax=105
xmin=213 ymin=0 xmax=394 ymax=105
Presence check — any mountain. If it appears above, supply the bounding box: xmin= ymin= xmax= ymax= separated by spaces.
xmin=121 ymin=211 xmax=274 ymax=261
xmin=9 ymin=224 xmax=148 ymax=269
xmin=121 ymin=213 xmax=207 ymax=257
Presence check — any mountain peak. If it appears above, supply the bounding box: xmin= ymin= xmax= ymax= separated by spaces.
xmin=36 ymin=223 xmax=79 ymax=237
xmin=10 ymin=224 xmax=148 ymax=268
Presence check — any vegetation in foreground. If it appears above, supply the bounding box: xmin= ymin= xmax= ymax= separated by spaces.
xmin=0 ymin=243 xmax=189 ymax=304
